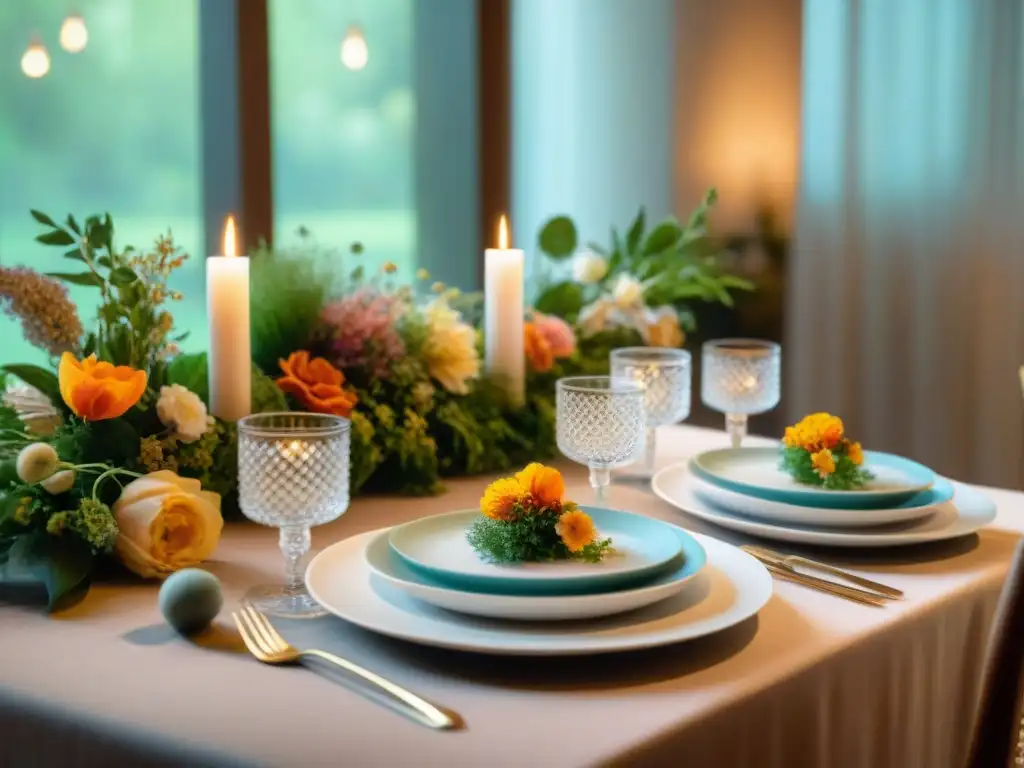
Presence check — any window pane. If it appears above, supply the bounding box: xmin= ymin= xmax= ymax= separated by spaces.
xmin=270 ymin=0 xmax=416 ymax=274
xmin=0 ymin=0 xmax=202 ymax=365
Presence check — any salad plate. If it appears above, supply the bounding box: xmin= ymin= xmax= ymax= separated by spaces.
xmin=690 ymin=448 xmax=936 ymax=509
xmin=688 ymin=469 xmax=953 ymax=528
xmin=388 ymin=507 xmax=684 ymax=595
xmin=365 ymin=527 xmax=706 ymax=621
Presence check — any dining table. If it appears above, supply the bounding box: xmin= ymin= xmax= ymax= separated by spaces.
xmin=0 ymin=424 xmax=1020 ymax=768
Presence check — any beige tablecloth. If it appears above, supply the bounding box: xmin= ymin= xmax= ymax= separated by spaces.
xmin=0 ymin=425 xmax=1020 ymax=767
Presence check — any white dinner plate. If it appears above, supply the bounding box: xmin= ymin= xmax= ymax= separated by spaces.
xmin=688 ymin=470 xmax=953 ymax=528
xmin=306 ymin=529 xmax=772 ymax=656
xmin=653 ymin=463 xmax=996 ymax=547
xmin=365 ymin=528 xmax=706 ymax=621
xmin=388 ymin=508 xmax=683 ymax=595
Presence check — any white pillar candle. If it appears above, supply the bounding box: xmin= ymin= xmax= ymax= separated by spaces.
xmin=206 ymin=215 xmax=251 ymax=421
xmin=484 ymin=215 xmax=525 ymax=406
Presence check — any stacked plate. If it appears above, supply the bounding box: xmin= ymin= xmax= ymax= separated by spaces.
xmin=653 ymin=447 xmax=997 ymax=547
xmin=305 ymin=507 xmax=773 ymax=655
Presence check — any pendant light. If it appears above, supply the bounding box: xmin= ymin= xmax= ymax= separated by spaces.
xmin=21 ymin=37 xmax=50 ymax=78
xmin=340 ymin=25 xmax=368 ymax=71
xmin=59 ymin=13 xmax=88 ymax=53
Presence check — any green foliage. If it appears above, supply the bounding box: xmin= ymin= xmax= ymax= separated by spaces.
xmin=537 ymin=216 xmax=578 ymax=259
xmin=167 ymin=353 xmax=208 ymax=400
xmin=82 ymin=419 xmax=141 ymax=471
xmin=30 ymin=211 xmax=188 ymax=372
xmin=534 ymin=281 xmax=584 ymax=320
xmin=46 ymin=498 xmax=118 ymax=554
xmin=0 ymin=405 xmax=31 ymax=460
xmin=250 ymin=241 xmax=333 ymax=375
xmin=252 ymin=366 xmax=288 ymax=413
xmin=780 ymin=446 xmax=874 ymax=491
xmin=466 ymin=504 xmax=612 ymax=564
xmin=173 ymin=420 xmax=238 ymax=499
xmin=0 ymin=530 xmax=93 ymax=611
xmin=536 ymin=189 xmax=754 ymax=316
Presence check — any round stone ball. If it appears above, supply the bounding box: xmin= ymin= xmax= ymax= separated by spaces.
xmin=159 ymin=569 xmax=223 ymax=635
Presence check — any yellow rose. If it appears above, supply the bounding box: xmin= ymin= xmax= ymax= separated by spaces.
xmin=112 ymin=470 xmax=223 ymax=579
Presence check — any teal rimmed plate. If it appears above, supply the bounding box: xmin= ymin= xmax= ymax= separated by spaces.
xmin=367 ymin=528 xmax=706 ymax=621
xmin=388 ymin=507 xmax=686 ymax=596
xmin=690 ymin=448 xmax=936 ymax=509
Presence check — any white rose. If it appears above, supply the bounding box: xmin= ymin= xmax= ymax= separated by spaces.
xmin=612 ymin=275 xmax=644 ymax=308
xmin=572 ymin=251 xmax=608 ymax=284
xmin=157 ymin=384 xmax=210 ymax=443
xmin=113 ymin=470 xmax=223 ymax=579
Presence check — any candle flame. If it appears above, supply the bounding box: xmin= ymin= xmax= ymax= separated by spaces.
xmin=497 ymin=214 xmax=509 ymax=250
xmin=222 ymin=215 xmax=238 ymax=257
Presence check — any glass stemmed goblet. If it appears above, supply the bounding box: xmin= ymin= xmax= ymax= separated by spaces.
xmin=700 ymin=339 xmax=781 ymax=448
xmin=556 ymin=376 xmax=646 ymax=504
xmin=237 ymin=412 xmax=351 ymax=618
xmin=610 ymin=347 xmax=692 ymax=478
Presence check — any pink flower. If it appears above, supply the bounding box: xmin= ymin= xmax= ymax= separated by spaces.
xmin=532 ymin=312 xmax=576 ymax=359
xmin=320 ymin=289 xmax=406 ymax=379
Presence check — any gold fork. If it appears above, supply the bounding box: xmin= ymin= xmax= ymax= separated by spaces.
xmin=232 ymin=603 xmax=457 ymax=730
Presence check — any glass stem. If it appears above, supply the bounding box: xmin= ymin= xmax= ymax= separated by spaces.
xmin=725 ymin=413 xmax=748 ymax=448
xmin=280 ymin=525 xmax=311 ymax=593
xmin=640 ymin=427 xmax=657 ymax=477
xmin=589 ymin=466 xmax=611 ymax=504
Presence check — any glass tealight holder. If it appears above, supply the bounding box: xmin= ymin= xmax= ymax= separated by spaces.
xmin=556 ymin=376 xmax=645 ymax=504
xmin=610 ymin=347 xmax=692 ymax=477
xmin=701 ymin=339 xmax=781 ymax=448
xmin=237 ymin=412 xmax=351 ymax=618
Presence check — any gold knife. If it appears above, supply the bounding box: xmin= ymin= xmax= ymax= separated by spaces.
xmin=743 ymin=547 xmax=886 ymax=606
xmin=744 ymin=545 xmax=903 ymax=600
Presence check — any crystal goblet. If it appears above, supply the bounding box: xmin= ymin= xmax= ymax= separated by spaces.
xmin=237 ymin=412 xmax=350 ymax=618
xmin=610 ymin=347 xmax=692 ymax=477
xmin=700 ymin=339 xmax=781 ymax=447
xmin=556 ymin=376 xmax=645 ymax=504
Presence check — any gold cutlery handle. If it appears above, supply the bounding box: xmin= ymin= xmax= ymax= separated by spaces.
xmin=301 ymin=649 xmax=457 ymax=730
xmin=765 ymin=564 xmax=885 ymax=607
xmin=787 ymin=555 xmax=903 ymax=599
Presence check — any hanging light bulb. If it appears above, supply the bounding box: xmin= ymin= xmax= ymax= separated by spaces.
xmin=59 ymin=13 xmax=88 ymax=54
xmin=21 ymin=38 xmax=50 ymax=79
xmin=340 ymin=26 xmax=368 ymax=71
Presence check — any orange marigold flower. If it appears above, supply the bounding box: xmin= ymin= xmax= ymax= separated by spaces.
xmin=480 ymin=477 xmax=526 ymax=521
xmin=783 ymin=426 xmax=802 ymax=449
xmin=811 ymin=448 xmax=836 ymax=478
xmin=784 ymin=412 xmax=846 ymax=452
xmin=515 ymin=462 xmax=565 ymax=508
xmin=524 ymin=322 xmax=554 ymax=373
xmin=819 ymin=418 xmax=844 ymax=449
xmin=555 ymin=509 xmax=597 ymax=553
xmin=58 ymin=353 xmax=147 ymax=421
xmin=847 ymin=440 xmax=864 ymax=466
xmin=277 ymin=351 xmax=358 ymax=418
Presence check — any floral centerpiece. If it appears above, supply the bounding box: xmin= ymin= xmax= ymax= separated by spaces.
xmin=468 ymin=463 xmax=611 ymax=563
xmin=781 ymin=413 xmax=872 ymax=490
xmin=0 ymin=213 xmax=244 ymax=608
xmin=0 ymin=191 xmax=749 ymax=611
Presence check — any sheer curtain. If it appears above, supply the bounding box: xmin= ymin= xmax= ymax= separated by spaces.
xmin=790 ymin=0 xmax=1024 ymax=487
